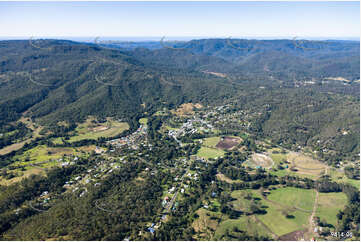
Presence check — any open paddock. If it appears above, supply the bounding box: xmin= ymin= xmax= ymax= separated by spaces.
xmin=68 ymin=117 xmax=129 ymax=142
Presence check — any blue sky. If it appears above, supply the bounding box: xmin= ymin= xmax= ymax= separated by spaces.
xmin=0 ymin=1 xmax=359 ymax=39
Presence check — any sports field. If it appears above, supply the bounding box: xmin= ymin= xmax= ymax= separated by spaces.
xmin=203 ymin=136 xmax=221 ymax=147
xmin=196 ymin=146 xmax=224 ymax=159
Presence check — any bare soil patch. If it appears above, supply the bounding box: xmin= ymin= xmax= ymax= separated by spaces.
xmin=279 ymin=229 xmax=307 ymax=241
xmin=216 ymin=136 xmax=241 ymax=150
xmin=172 ymin=103 xmax=203 ymax=116
xmin=202 ymin=71 xmax=227 ymax=78
xmin=250 ymin=153 xmax=274 ymax=168
xmin=91 ymin=126 xmax=108 ymax=132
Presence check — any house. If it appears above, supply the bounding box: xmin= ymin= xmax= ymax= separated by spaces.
xmin=40 ymin=191 xmax=49 ymax=197
xmin=95 ymin=146 xmax=105 ymax=154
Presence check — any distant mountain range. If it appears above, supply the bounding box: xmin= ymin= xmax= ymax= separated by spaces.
xmin=0 ymin=38 xmax=359 ymax=158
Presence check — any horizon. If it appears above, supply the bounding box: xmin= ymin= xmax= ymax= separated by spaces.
xmin=0 ymin=1 xmax=359 ymax=38
xmin=0 ymin=36 xmax=360 ymax=42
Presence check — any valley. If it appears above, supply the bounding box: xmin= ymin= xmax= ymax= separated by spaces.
xmin=0 ymin=38 xmax=359 ymax=241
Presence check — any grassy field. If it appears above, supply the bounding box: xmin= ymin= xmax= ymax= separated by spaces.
xmin=51 ymin=137 xmax=64 ymax=145
xmin=214 ymin=216 xmax=271 ymax=240
xmin=203 ymin=136 xmax=221 ymax=147
xmin=288 ymin=152 xmax=326 ymax=178
xmin=257 ymin=187 xmax=315 ymax=236
xmin=192 ymin=208 xmax=223 ymax=240
xmin=316 ymin=192 xmax=348 ymax=227
xmin=69 ymin=117 xmax=129 ymax=142
xmin=195 ymin=136 xmax=224 ymax=159
xmin=0 ymin=168 xmax=45 ymax=185
xmin=0 ymin=117 xmax=44 ymax=155
xmin=328 ymin=167 xmax=360 ymax=189
xmin=139 ymin=118 xmax=148 ymax=125
xmin=230 ymin=189 xmax=262 ymax=213
xmin=11 ymin=145 xmax=78 ymax=166
xmin=267 ymin=187 xmax=316 ymax=211
xmin=196 ymin=146 xmax=224 ymax=159
xmin=269 ymin=152 xmax=287 ymax=167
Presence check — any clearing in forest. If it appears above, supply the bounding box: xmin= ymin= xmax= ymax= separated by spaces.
xmin=244 ymin=153 xmax=274 ymax=169
xmin=68 ymin=117 xmax=129 ymax=142
xmin=0 ymin=116 xmax=44 ymax=155
xmin=216 ymin=136 xmax=241 ymax=150
xmin=171 ymin=103 xmax=203 ymax=116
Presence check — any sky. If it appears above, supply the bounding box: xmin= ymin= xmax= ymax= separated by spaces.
xmin=0 ymin=1 xmax=359 ymax=40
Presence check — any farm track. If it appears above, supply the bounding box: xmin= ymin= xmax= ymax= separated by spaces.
xmin=307 ymin=190 xmax=319 ymax=239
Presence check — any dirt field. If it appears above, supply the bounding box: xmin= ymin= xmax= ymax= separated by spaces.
xmin=91 ymin=126 xmax=108 ymax=132
xmin=216 ymin=173 xmax=240 ymax=183
xmin=202 ymin=71 xmax=227 ymax=78
xmin=216 ymin=136 xmax=241 ymax=150
xmin=278 ymin=229 xmax=307 ymax=241
xmin=246 ymin=153 xmax=274 ymax=169
xmin=171 ymin=103 xmax=203 ymax=116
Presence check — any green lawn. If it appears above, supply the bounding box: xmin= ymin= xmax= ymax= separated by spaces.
xmin=196 ymin=146 xmax=224 ymax=159
xmin=203 ymin=136 xmax=221 ymax=147
xmin=267 ymin=187 xmax=316 ymax=211
xmin=316 ymin=192 xmax=348 ymax=227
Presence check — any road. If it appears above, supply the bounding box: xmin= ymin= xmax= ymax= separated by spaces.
xmin=164 ymin=169 xmax=187 ymax=212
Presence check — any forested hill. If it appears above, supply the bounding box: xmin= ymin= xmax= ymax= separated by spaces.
xmin=0 ymin=38 xmax=359 ymax=161
xmin=117 ymin=38 xmax=360 ymax=81
xmin=0 ymin=39 xmax=237 ymax=127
